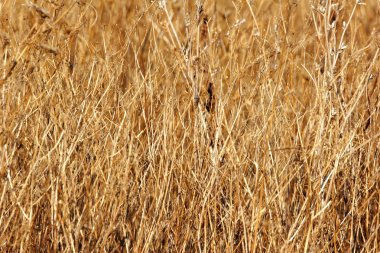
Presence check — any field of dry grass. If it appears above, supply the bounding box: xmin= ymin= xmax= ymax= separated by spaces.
xmin=1 ymin=0 xmax=380 ymax=252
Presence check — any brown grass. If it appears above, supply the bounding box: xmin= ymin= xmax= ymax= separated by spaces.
xmin=1 ymin=0 xmax=380 ymax=252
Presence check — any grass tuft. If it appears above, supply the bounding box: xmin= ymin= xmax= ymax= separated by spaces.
xmin=1 ymin=0 xmax=379 ymax=252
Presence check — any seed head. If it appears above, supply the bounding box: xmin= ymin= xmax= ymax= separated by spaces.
xmin=372 ymin=29 xmax=380 ymax=48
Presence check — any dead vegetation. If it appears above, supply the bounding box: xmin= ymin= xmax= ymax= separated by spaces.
xmin=0 ymin=0 xmax=380 ymax=252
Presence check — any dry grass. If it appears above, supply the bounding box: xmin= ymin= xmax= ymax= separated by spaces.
xmin=1 ymin=0 xmax=380 ymax=252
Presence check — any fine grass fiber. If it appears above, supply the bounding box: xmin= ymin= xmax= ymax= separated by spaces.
xmin=1 ymin=0 xmax=380 ymax=252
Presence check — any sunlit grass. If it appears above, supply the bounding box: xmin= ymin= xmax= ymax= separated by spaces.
xmin=0 ymin=0 xmax=379 ymax=251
